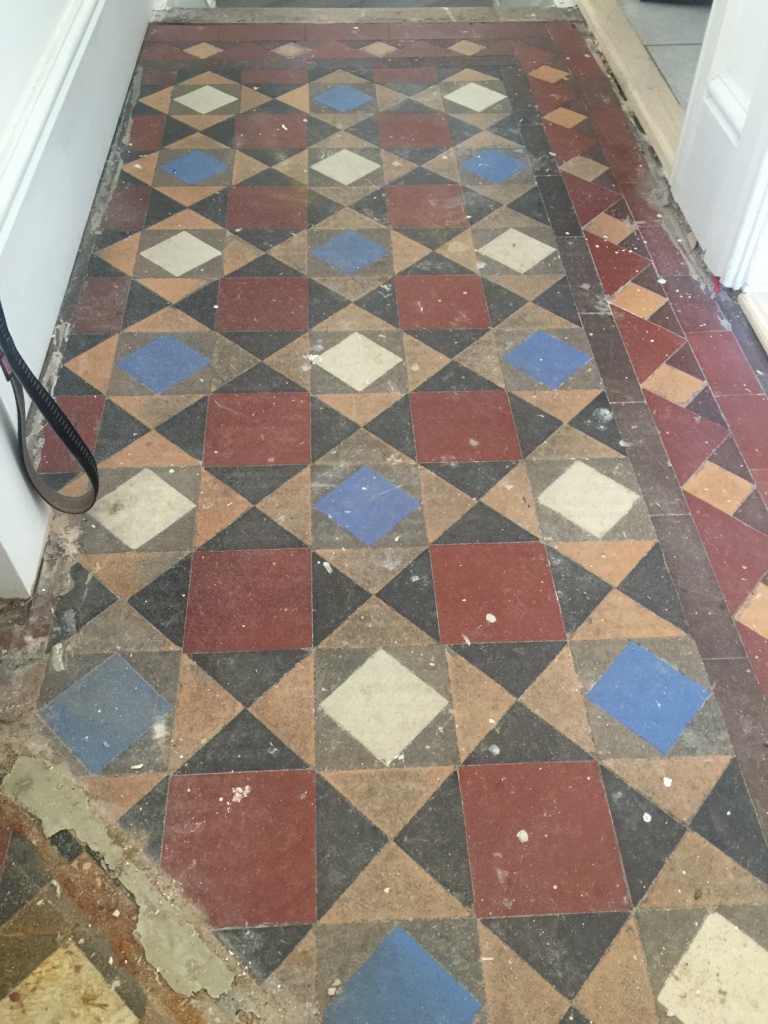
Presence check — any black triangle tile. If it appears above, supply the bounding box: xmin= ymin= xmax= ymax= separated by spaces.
xmin=122 ymin=281 xmax=170 ymax=329
xmin=49 ymin=830 xmax=83 ymax=863
xmin=174 ymin=281 xmax=220 ymax=329
xmin=600 ymin=766 xmax=685 ymax=905
xmin=447 ymin=115 xmax=484 ymax=146
xmin=386 ymin=148 xmax=445 ymax=167
xmin=397 ymin=166 xmax=456 ymax=187
xmin=188 ymin=191 xmax=228 ymax=227
xmin=356 ymin=282 xmax=400 ymax=327
xmin=307 ymin=190 xmax=342 ymax=228
xmin=409 ymin=329 xmax=487 ymax=359
xmin=216 ymin=363 xmax=304 ymax=394
xmin=618 ymin=544 xmax=688 ymax=631
xmin=734 ymin=489 xmax=768 ymax=534
xmin=690 ymin=759 xmax=768 ymax=883
xmin=246 ymin=147 xmax=301 ymax=169
xmin=345 ymin=116 xmax=379 ymax=146
xmin=200 ymin=507 xmax=307 ymax=551
xmin=547 ymin=548 xmax=612 ymax=634
xmin=451 ymin=641 xmax=565 ymax=697
xmin=308 ymin=280 xmax=349 ymax=328
xmin=415 ymin=362 xmax=499 ymax=393
xmin=128 ymin=555 xmax=191 ymax=647
xmin=156 ymin=397 xmax=208 ymax=460
xmin=224 ymin=331 xmax=303 ymax=361
xmin=206 ymin=465 xmax=303 ymax=504
xmin=177 ymin=710 xmax=306 ymax=773
xmin=233 ymin=231 xmax=298 ymax=255
xmin=557 ymin=1010 xmax=593 ymax=1024
xmin=86 ymin=254 xmax=128 ymax=279
xmin=216 ymin=925 xmax=311 ymax=982
xmin=483 ymin=279 xmax=527 ymax=327
xmin=433 ymin=504 xmax=535 ymax=545
xmin=463 ymin=190 xmax=501 ymax=225
xmin=377 ymin=549 xmax=440 ymax=642
xmin=53 ymin=367 xmax=101 ymax=397
xmin=509 ymin=187 xmax=549 ymax=225
xmin=162 ymin=117 xmax=197 ymax=148
xmin=394 ymin=772 xmax=473 ymax=906
xmin=395 ymin=227 xmax=466 ymax=251
xmin=569 ymin=392 xmax=626 ymax=454
xmin=316 ymin=776 xmax=388 ymax=918
xmin=48 ymin=564 xmax=117 ymax=649
xmin=94 ymin=401 xmax=150 ymax=462
xmin=307 ymin=117 xmax=343 ymax=147
xmin=313 ymin=555 xmax=370 ymax=645
xmin=486 ymin=115 xmax=524 ymax=144
xmin=385 ymin=97 xmax=437 ymax=116
xmin=40 ymin=472 xmax=79 ymax=494
xmin=534 ymin=278 xmax=581 ymax=326
xmin=245 ymin=167 xmax=298 ymax=188
xmin=199 ymin=119 xmax=235 ymax=148
xmin=483 ymin=912 xmax=629 ymax=999
xmin=365 ymin=395 xmax=416 ymax=460
xmin=0 ymin=833 xmax=49 ymax=923
xmin=508 ymin=394 xmax=561 ymax=457
xmin=687 ymin=386 xmax=728 ymax=428
xmin=118 ymin=777 xmax=169 ymax=861
xmin=248 ymin=98 xmax=304 ymax=118
xmin=425 ymin=461 xmax=516 ymax=499
xmin=311 ymin=396 xmax=359 ymax=460
xmin=464 ymin=703 xmax=590 ymax=765
xmin=400 ymin=253 xmax=472 ymax=277
xmin=350 ymin=188 xmax=389 ymax=225
xmin=190 ymin=650 xmax=308 ymax=706
xmin=136 ymin=187 xmax=185 ymax=229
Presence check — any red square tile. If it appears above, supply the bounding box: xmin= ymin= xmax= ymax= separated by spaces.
xmin=102 ymin=185 xmax=151 ymax=232
xmin=216 ymin=278 xmax=308 ymax=332
xmin=72 ymin=278 xmax=131 ymax=333
xmin=716 ymin=395 xmax=768 ymax=471
xmin=128 ymin=114 xmax=166 ymax=152
xmin=410 ymin=391 xmax=520 ymax=463
xmin=396 ymin=275 xmax=490 ymax=331
xmin=234 ymin=114 xmax=307 ymax=149
xmin=379 ymin=113 xmax=452 ymax=149
xmin=204 ymin=393 xmax=310 ymax=466
xmin=386 ymin=185 xmax=467 ymax=228
xmin=431 ymin=543 xmax=564 ymax=644
xmin=373 ymin=67 xmax=438 ymax=84
xmin=242 ymin=68 xmax=308 ymax=85
xmin=687 ymin=331 xmax=763 ymax=397
xmin=227 ymin=187 xmax=307 ymax=230
xmin=184 ymin=549 xmax=312 ymax=652
xmin=460 ymin=762 xmax=630 ymax=916
xmin=162 ymin=771 xmax=316 ymax=927
xmin=38 ymin=396 xmax=105 ymax=473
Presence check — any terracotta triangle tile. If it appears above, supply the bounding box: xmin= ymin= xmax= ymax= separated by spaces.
xmin=195 ymin=470 xmax=250 ymax=547
xmin=154 ymin=186 xmax=222 ymax=208
xmin=66 ymin=336 xmax=118 ymax=393
xmin=586 ymin=234 xmax=650 ymax=296
xmin=448 ymin=649 xmax=515 ymax=760
xmin=210 ymin=337 xmax=258 ymax=392
xmin=320 ymin=129 xmax=374 ymax=152
xmin=482 ymin=463 xmax=541 ymax=538
xmin=323 ymin=767 xmax=452 ymax=838
xmin=503 ymin=302 xmax=577 ymax=333
xmin=99 ymin=234 xmax=141 ymax=275
xmin=643 ymin=831 xmax=768 ymax=908
xmin=141 ymin=86 xmax=174 ymax=114
xmin=123 ymin=153 xmax=159 ymax=185
xmin=222 ymin=236 xmax=262 ymax=276
xmin=124 ymin=308 xmax=204 ymax=334
xmin=317 ymin=430 xmax=411 ymax=468
xmin=320 ymin=597 xmax=434 ymax=649
xmin=381 ymin=150 xmax=418 ymax=183
xmin=99 ymin=431 xmax=198 ymax=468
xmin=63 ymin=602 xmax=177 ymax=654
xmin=78 ymin=773 xmax=167 ymax=823
xmin=497 ymin=273 xmax=565 ymax=303
xmin=375 ymin=85 xmax=410 ymax=111
xmin=271 ymin=151 xmax=309 ymax=186
xmin=265 ymin=334 xmax=310 ymax=390
xmin=316 ymin=548 xmax=423 ymax=595
xmin=562 ymin=172 xmax=621 ymax=224
xmin=79 ymin=552 xmax=181 ymax=601
xmin=139 ymin=278 xmax=206 ymax=302
xmin=436 ymin=230 xmax=480 ymax=272
xmin=232 ymin=151 xmax=269 ymax=185
xmin=171 ymin=656 xmax=241 ymax=764
xmin=251 ymin=654 xmax=315 ymax=764
xmin=263 ymin=930 xmax=317 ymax=1024
xmin=521 ymin=647 xmax=595 ymax=753
xmin=574 ymin=918 xmax=656 ymax=1024
xmin=316 ymin=306 xmax=393 ymax=335
xmin=268 ymin=232 xmax=308 ymax=274
xmin=258 ymin=466 xmax=312 ymax=545
xmin=319 ymin=209 xmax=381 ymax=233
xmin=573 ymin=591 xmax=685 ymax=641
xmin=478 ymin=924 xmax=568 ymax=1024
xmin=454 ymin=334 xmax=505 ymax=387
xmin=521 ymin=389 xmax=602 ymax=423
xmin=312 ymin=275 xmax=386 ymax=304
xmin=316 ymin=393 xmax=401 ymax=427
xmin=602 ymin=756 xmax=731 ymax=823
xmin=166 ymin=131 xmax=229 ymax=152
xmin=184 ymin=71 xmax=237 ymax=86
xmin=402 ymin=335 xmax=451 ymax=390
xmin=552 ymin=541 xmax=654 ymax=587
xmin=391 ymin=233 xmax=432 ymax=275
xmin=528 ymin=423 xmax=621 ymax=460
xmin=172 ymin=114 xmax=231 ymax=132
xmin=446 ymin=68 xmax=500 ymax=82
xmin=419 ymin=467 xmax=475 ymax=543
xmin=239 ymin=87 xmax=271 ymax=114
xmin=147 ymin=209 xmax=219 ymax=232
xmin=277 ymin=84 xmax=311 ymax=113
xmin=111 ymin=395 xmax=200 ymax=429
xmin=321 ymin=843 xmax=469 ymax=923
xmin=687 ymin=493 xmax=768 ymax=612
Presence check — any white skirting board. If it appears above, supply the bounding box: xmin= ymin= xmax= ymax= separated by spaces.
xmin=0 ymin=0 xmax=153 ymax=598
xmin=739 ymin=293 xmax=768 ymax=357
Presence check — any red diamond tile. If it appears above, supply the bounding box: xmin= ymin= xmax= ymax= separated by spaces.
xmin=687 ymin=494 xmax=768 ymax=613
xmin=379 ymin=113 xmax=452 ymax=149
xmin=511 ymin=40 xmax=559 ymax=73
xmin=386 ymin=185 xmax=468 ymax=228
xmin=410 ymin=391 xmax=520 ymax=463
xmin=185 ymin=549 xmax=313 ymax=652
xmin=234 ymin=114 xmax=308 ymax=149
xmin=460 ymin=762 xmax=630 ymax=916
xmin=562 ymin=173 xmax=621 ymax=225
xmin=431 ymin=543 xmax=565 ymax=644
xmin=585 ymin=234 xmax=649 ymax=296
xmin=396 ymin=275 xmax=490 ymax=330
xmin=613 ymin=306 xmax=685 ymax=382
xmin=645 ymin=391 xmax=728 ymax=483
xmin=216 ymin=277 xmax=308 ymax=332
xmin=162 ymin=771 xmax=316 ymax=927
xmin=72 ymin=278 xmax=131 ymax=334
xmin=544 ymin=123 xmax=596 ymax=164
xmin=38 ymin=397 xmax=105 ymax=473
xmin=227 ymin=186 xmax=307 ymax=229
xmin=717 ymin=395 xmax=768 ymax=471
xmin=204 ymin=393 xmax=310 ymax=466
xmin=687 ymin=331 xmax=763 ymax=398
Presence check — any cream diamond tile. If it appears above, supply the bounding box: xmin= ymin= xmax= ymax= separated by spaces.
xmin=559 ymin=155 xmax=609 ymax=181
xmin=176 ymin=85 xmax=236 ymax=114
xmin=659 ymin=913 xmax=768 ymax=1024
xmin=91 ymin=469 xmax=195 ymax=550
xmin=141 ymin=231 xmax=221 ymax=277
xmin=544 ymin=107 xmax=587 ymax=129
xmin=312 ymin=149 xmax=380 ymax=186
xmin=611 ymin=282 xmax=667 ymax=318
xmin=643 ymin=363 xmax=705 ymax=407
xmin=479 ymin=228 xmax=556 ymax=274
xmin=362 ymin=42 xmax=397 ymax=57
xmin=320 ymin=650 xmax=448 ymax=765
xmin=449 ymin=40 xmax=486 ymax=56
xmin=184 ymin=43 xmax=224 ymax=59
xmin=272 ymin=43 xmax=310 ymax=58
xmin=530 ymin=65 xmax=569 ymax=84
xmin=735 ymin=582 xmax=768 ymax=639
xmin=446 ymin=82 xmax=506 ymax=112
xmin=586 ymin=212 xmax=633 ymax=244
xmin=315 ymin=333 xmax=403 ymax=392
xmin=538 ymin=461 xmax=640 ymax=539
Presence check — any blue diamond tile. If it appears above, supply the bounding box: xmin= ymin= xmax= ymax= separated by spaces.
xmin=461 ymin=149 xmax=525 ymax=184
xmin=160 ymin=151 xmax=229 ymax=185
xmin=587 ymin=642 xmax=710 ymax=754
xmin=315 ymin=85 xmax=372 ymax=113
xmin=325 ymin=927 xmax=481 ymax=1024
xmin=312 ymin=231 xmax=388 ymax=276
xmin=117 ymin=335 xmax=211 ymax=394
xmin=42 ymin=655 xmax=172 ymax=773
xmin=315 ymin=467 xmax=420 ymax=545
xmin=504 ymin=330 xmax=592 ymax=389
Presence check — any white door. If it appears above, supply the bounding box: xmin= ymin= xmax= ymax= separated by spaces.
xmin=671 ymin=0 xmax=768 ymax=299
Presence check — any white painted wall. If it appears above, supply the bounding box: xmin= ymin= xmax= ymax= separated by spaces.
xmin=0 ymin=0 xmax=153 ymax=597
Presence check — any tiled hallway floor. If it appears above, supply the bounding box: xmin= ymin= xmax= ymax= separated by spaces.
xmin=4 ymin=15 xmax=768 ymax=1024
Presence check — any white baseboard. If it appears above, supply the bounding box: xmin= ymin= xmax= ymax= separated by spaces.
xmin=739 ymin=292 xmax=768 ymax=357
xmin=0 ymin=0 xmax=153 ymax=598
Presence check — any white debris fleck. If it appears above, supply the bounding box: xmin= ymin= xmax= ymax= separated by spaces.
xmin=486 ymin=613 xmax=497 ymax=623
xmin=643 ymin=812 xmax=652 ymax=823
xmin=517 ymin=829 xmax=529 ymax=843
xmin=231 ymin=785 xmax=251 ymax=803
xmin=488 ymin=744 xmax=501 ymax=756
xmin=130 ymin=764 xmax=144 ymax=770
xmin=663 ymin=777 xmax=672 ymax=788
xmin=322 ymin=561 xmax=333 ymax=574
